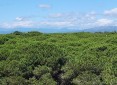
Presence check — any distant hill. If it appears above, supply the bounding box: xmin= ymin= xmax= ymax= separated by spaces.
xmin=83 ymin=26 xmax=117 ymax=32
xmin=1 ymin=26 xmax=117 ymax=34
xmin=0 ymin=28 xmax=80 ymax=34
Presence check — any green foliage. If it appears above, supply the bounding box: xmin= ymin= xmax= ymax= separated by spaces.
xmin=25 ymin=31 xmax=43 ymax=36
xmin=33 ymin=65 xmax=52 ymax=78
xmin=0 ymin=35 xmax=12 ymax=44
xmin=72 ymin=71 xmax=102 ymax=85
xmin=12 ymin=31 xmax=24 ymax=35
xmin=0 ymin=76 xmax=26 ymax=85
xmin=0 ymin=32 xmax=117 ymax=85
xmin=39 ymin=73 xmax=57 ymax=85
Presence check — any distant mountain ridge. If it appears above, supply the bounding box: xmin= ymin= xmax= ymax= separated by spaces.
xmin=1 ymin=26 xmax=117 ymax=34
xmin=83 ymin=26 xmax=117 ymax=32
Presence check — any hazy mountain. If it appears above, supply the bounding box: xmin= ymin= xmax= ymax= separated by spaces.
xmin=1 ymin=26 xmax=117 ymax=34
xmin=83 ymin=26 xmax=117 ymax=32
xmin=0 ymin=28 xmax=81 ymax=34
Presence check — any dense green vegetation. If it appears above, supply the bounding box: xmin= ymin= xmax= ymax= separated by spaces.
xmin=0 ymin=31 xmax=117 ymax=85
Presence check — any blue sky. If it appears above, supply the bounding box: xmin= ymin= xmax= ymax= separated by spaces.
xmin=0 ymin=0 xmax=117 ymax=32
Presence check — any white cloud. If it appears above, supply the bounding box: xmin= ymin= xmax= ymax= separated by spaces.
xmin=39 ymin=21 xmax=74 ymax=28
xmin=39 ymin=4 xmax=51 ymax=9
xmin=1 ymin=21 xmax=33 ymax=29
xmin=49 ymin=13 xmax=63 ymax=18
xmin=95 ymin=19 xmax=113 ymax=26
xmin=1 ymin=9 xmax=117 ymax=30
xmin=85 ymin=12 xmax=96 ymax=20
xmin=15 ymin=17 xmax=25 ymax=21
xmin=104 ymin=8 xmax=117 ymax=16
xmin=0 ymin=12 xmax=97 ymax=29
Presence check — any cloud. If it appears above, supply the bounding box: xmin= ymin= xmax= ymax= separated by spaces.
xmin=104 ymin=8 xmax=117 ymax=16
xmin=95 ymin=19 xmax=113 ymax=26
xmin=15 ymin=17 xmax=25 ymax=21
xmin=39 ymin=4 xmax=51 ymax=9
xmin=0 ymin=12 xmax=98 ymax=29
xmin=1 ymin=9 xmax=117 ymax=30
xmin=49 ymin=13 xmax=63 ymax=18
xmin=38 ymin=21 xmax=74 ymax=28
xmin=1 ymin=21 xmax=33 ymax=29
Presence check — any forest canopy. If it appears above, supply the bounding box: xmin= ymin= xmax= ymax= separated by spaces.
xmin=0 ymin=31 xmax=117 ymax=85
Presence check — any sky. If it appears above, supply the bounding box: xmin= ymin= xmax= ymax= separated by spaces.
xmin=0 ymin=0 xmax=117 ymax=32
